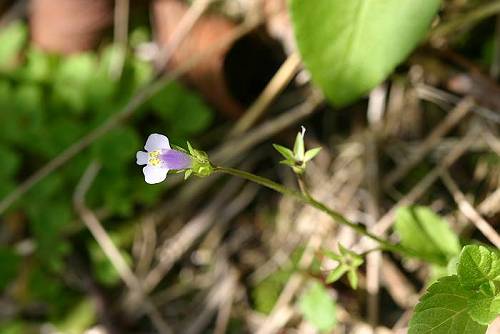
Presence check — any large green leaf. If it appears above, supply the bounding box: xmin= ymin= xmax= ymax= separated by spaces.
xmin=409 ymin=275 xmax=487 ymax=334
xmin=394 ymin=206 xmax=461 ymax=265
xmin=457 ymin=245 xmax=500 ymax=291
xmin=289 ymin=0 xmax=440 ymax=106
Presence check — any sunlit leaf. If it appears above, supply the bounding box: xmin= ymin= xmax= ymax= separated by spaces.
xmin=394 ymin=206 xmax=460 ymax=265
xmin=0 ymin=21 xmax=27 ymax=71
xmin=290 ymin=0 xmax=440 ymax=106
xmin=298 ymin=281 xmax=337 ymax=332
xmin=457 ymin=245 xmax=500 ymax=290
xmin=409 ymin=275 xmax=487 ymax=334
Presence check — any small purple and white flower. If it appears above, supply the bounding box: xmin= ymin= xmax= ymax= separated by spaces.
xmin=136 ymin=134 xmax=192 ymax=184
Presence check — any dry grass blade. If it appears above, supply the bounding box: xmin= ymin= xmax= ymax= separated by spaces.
xmin=73 ymin=162 xmax=173 ymax=334
xmin=440 ymin=170 xmax=500 ymax=248
xmin=373 ymin=129 xmax=479 ymax=235
xmin=229 ymin=52 xmax=302 ymax=136
xmin=382 ymin=98 xmax=474 ymax=190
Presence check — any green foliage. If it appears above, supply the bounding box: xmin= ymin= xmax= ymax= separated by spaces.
xmin=298 ymin=281 xmax=337 ymax=332
xmin=394 ymin=206 xmax=461 ymax=265
xmin=0 ymin=321 xmax=31 ymax=334
xmin=0 ymin=247 xmax=21 ymax=290
xmin=0 ymin=21 xmax=214 ymax=329
xmin=0 ymin=21 xmax=27 ymax=71
xmin=289 ymin=0 xmax=440 ymax=106
xmin=55 ymin=299 xmax=96 ymax=334
xmin=28 ymin=201 xmax=72 ymax=272
xmin=88 ymin=225 xmax=135 ymax=286
xmin=409 ymin=275 xmax=487 ymax=334
xmin=17 ymin=47 xmax=56 ymax=83
xmin=252 ymin=268 xmax=291 ymax=314
xmin=151 ymin=82 xmax=213 ymax=138
xmin=0 ymin=146 xmax=20 ymax=179
xmin=457 ymin=245 xmax=500 ymax=290
xmin=252 ymin=247 xmax=320 ymax=314
xmin=409 ymin=245 xmax=500 ymax=333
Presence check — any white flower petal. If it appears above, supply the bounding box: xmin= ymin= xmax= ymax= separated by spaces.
xmin=143 ymin=165 xmax=168 ymax=184
xmin=136 ymin=151 xmax=149 ymax=165
xmin=145 ymin=133 xmax=170 ymax=152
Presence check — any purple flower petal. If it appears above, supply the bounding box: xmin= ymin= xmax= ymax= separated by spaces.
xmin=145 ymin=134 xmax=170 ymax=152
xmin=143 ymin=165 xmax=168 ymax=184
xmin=136 ymin=151 xmax=149 ymax=165
xmin=160 ymin=149 xmax=192 ymax=170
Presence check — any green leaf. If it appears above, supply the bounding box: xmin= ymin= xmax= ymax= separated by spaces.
xmin=0 ymin=146 xmax=20 ymax=178
xmin=408 ymin=275 xmax=487 ymax=334
xmin=491 ymin=296 xmax=500 ymax=316
xmin=52 ymin=53 xmax=98 ymax=114
xmin=304 ymin=147 xmax=321 ymax=162
xmin=28 ymin=200 xmax=72 ymax=272
xmin=290 ymin=0 xmax=440 ymax=106
xmin=55 ymin=299 xmax=96 ymax=334
xmin=151 ymin=82 xmax=213 ymax=135
xmin=394 ymin=206 xmax=461 ymax=265
xmin=298 ymin=281 xmax=337 ymax=332
xmin=457 ymin=245 xmax=500 ymax=290
xmin=273 ymin=144 xmax=294 ymax=161
xmin=323 ymin=249 xmax=342 ymax=261
xmin=17 ymin=47 xmax=55 ymax=83
xmin=91 ymin=126 xmax=140 ymax=170
xmin=468 ymin=292 xmax=500 ymax=325
xmin=0 ymin=247 xmax=21 ymax=290
xmin=0 ymin=21 xmax=27 ymax=71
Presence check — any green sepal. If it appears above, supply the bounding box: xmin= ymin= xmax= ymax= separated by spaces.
xmin=326 ymin=265 xmax=348 ymax=284
xmin=347 ymin=269 xmax=359 ymax=289
xmin=171 ymin=144 xmax=188 ymax=154
xmin=273 ymin=144 xmax=294 ymax=161
xmin=293 ymin=131 xmax=305 ymax=161
xmin=304 ymin=147 xmax=322 ymax=162
xmin=185 ymin=141 xmax=213 ymax=177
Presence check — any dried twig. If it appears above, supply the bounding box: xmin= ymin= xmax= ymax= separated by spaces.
xmin=382 ymin=98 xmax=473 ymax=189
xmin=440 ymin=170 xmax=500 ymax=248
xmin=73 ymin=162 xmax=172 ymax=334
xmin=109 ymin=0 xmax=129 ymax=78
xmin=229 ymin=52 xmax=302 ymax=136
xmin=373 ymin=129 xmax=479 ymax=235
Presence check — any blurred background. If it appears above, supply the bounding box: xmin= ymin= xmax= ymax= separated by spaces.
xmin=0 ymin=0 xmax=499 ymax=333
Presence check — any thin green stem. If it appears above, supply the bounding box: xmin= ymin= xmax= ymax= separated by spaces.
xmin=214 ymin=166 xmax=413 ymax=258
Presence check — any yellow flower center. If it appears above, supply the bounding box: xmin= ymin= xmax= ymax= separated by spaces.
xmin=149 ymin=150 xmax=161 ymax=166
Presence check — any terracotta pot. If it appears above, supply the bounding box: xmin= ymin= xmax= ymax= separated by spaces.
xmin=153 ymin=0 xmax=244 ymax=118
xmin=30 ymin=0 xmax=113 ymax=54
